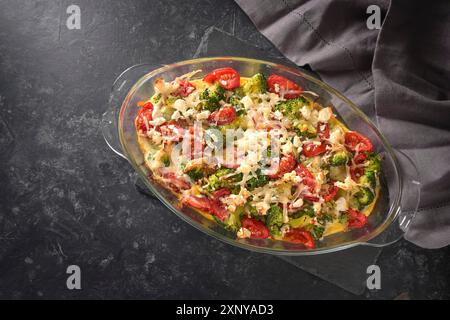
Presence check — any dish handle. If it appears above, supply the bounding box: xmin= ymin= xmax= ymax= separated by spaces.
xmin=361 ymin=149 xmax=421 ymax=247
xmin=101 ymin=63 xmax=161 ymax=160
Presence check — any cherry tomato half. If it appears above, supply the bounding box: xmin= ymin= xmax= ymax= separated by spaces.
xmin=183 ymin=195 xmax=228 ymax=221
xmin=267 ymin=75 xmax=302 ymax=99
xmin=203 ymin=67 xmax=241 ymax=90
xmin=173 ymin=80 xmax=196 ymax=97
xmin=295 ymin=163 xmax=316 ymax=192
xmin=241 ymin=217 xmax=270 ymax=239
xmin=161 ymin=172 xmax=191 ymax=191
xmin=135 ymin=102 xmax=154 ymax=133
xmin=344 ymin=131 xmax=373 ymax=152
xmin=302 ymin=142 xmax=327 ymax=157
xmin=322 ymin=182 xmax=339 ymax=202
xmin=347 ymin=208 xmax=368 ymax=229
xmin=211 ymin=188 xmax=231 ymax=200
xmin=350 ymin=152 xmax=367 ymax=181
xmin=208 ymin=106 xmax=236 ymax=125
xmin=283 ymin=228 xmax=315 ymax=249
xmin=268 ymin=154 xmax=296 ymax=179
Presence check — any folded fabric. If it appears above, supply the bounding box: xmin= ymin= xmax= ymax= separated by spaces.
xmin=235 ymin=0 xmax=450 ymax=248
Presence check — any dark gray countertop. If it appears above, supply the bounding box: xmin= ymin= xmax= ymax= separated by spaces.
xmin=0 ymin=0 xmax=448 ymax=299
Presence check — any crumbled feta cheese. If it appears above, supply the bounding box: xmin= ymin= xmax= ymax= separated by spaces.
xmin=335 ymin=175 xmax=358 ymax=191
xmin=196 ymin=110 xmax=210 ymax=121
xmin=318 ymin=107 xmax=332 ymax=122
xmin=281 ymin=140 xmax=293 ymax=154
xmin=241 ymin=96 xmax=254 ymax=109
xmin=293 ymin=136 xmax=302 ymax=148
xmin=274 ymin=110 xmax=283 ymax=120
xmin=313 ymin=202 xmax=322 ymax=214
xmin=329 ymin=128 xmax=344 ymax=145
xmin=150 ymin=116 xmax=167 ymax=127
xmin=335 ymin=197 xmax=348 ymax=212
xmin=300 ymin=106 xmax=311 ymax=120
xmin=237 ymin=227 xmax=252 ymax=239
xmin=292 ymin=198 xmax=304 ymax=208
xmin=173 ymin=99 xmax=188 ymax=113
xmin=171 ymin=110 xmax=182 ymax=121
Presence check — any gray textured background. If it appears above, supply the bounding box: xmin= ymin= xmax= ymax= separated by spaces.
xmin=0 ymin=0 xmax=448 ymax=299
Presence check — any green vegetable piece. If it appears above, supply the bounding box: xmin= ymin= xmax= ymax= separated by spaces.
xmin=246 ymin=169 xmax=269 ymax=191
xmin=354 ymin=187 xmax=375 ymax=208
xmin=330 ymin=151 xmax=349 ymax=166
xmin=291 ymin=205 xmax=315 ymax=219
xmin=242 ymin=73 xmax=267 ymax=95
xmin=266 ymin=204 xmax=284 ymax=236
xmin=199 ymin=83 xmax=225 ymax=112
xmin=185 ymin=167 xmax=205 ymax=181
xmin=161 ymin=106 xmax=176 ymax=121
xmin=305 ymin=224 xmax=325 ymax=240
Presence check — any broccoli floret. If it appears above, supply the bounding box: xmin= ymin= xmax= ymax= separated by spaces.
xmin=243 ymin=73 xmax=267 ymax=95
xmin=316 ymin=213 xmax=333 ymax=226
xmin=266 ymin=204 xmax=283 ymax=236
xmin=330 ymin=151 xmax=349 ymax=166
xmin=291 ymin=205 xmax=315 ymax=219
xmin=274 ymin=97 xmax=307 ymax=120
xmin=354 ymin=187 xmax=375 ymax=208
xmin=366 ymin=153 xmax=382 ymax=173
xmin=185 ymin=167 xmax=205 ymax=181
xmin=360 ymin=171 xmax=376 ymax=188
xmin=246 ymin=169 xmax=269 ymax=191
xmin=205 ymin=168 xmax=242 ymax=192
xmin=200 ymin=84 xmax=225 ymax=112
xmin=229 ymin=96 xmax=246 ymax=116
xmin=305 ymin=224 xmax=325 ymax=240
xmin=294 ymin=123 xmax=317 ymax=138
xmin=217 ymin=206 xmax=243 ymax=234
xmin=359 ymin=153 xmax=382 ymax=188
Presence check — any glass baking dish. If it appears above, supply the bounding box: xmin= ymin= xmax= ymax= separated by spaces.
xmin=102 ymin=57 xmax=420 ymax=255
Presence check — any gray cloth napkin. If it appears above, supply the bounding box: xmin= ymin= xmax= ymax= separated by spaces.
xmin=235 ymin=0 xmax=450 ymax=249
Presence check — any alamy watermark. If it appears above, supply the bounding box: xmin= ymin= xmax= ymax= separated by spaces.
xmin=66 ymin=4 xmax=81 ymax=30
xmin=366 ymin=5 xmax=381 ymax=30
xmin=366 ymin=264 xmax=381 ymax=290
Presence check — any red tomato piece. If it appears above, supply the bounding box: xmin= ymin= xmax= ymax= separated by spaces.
xmin=295 ymin=163 xmax=316 ymax=192
xmin=344 ymin=131 xmax=373 ymax=152
xmin=173 ymin=80 xmax=195 ymax=97
xmin=161 ymin=172 xmax=191 ymax=191
xmin=183 ymin=195 xmax=228 ymax=221
xmin=211 ymin=188 xmax=231 ymax=200
xmin=267 ymin=75 xmax=302 ymax=99
xmin=135 ymin=102 xmax=154 ymax=133
xmin=350 ymin=153 xmax=367 ymax=181
xmin=283 ymin=228 xmax=315 ymax=249
xmin=322 ymin=182 xmax=339 ymax=202
xmin=317 ymin=122 xmax=330 ymax=140
xmin=302 ymin=142 xmax=327 ymax=157
xmin=268 ymin=154 xmax=296 ymax=179
xmin=156 ymin=121 xmax=184 ymax=142
xmin=241 ymin=217 xmax=270 ymax=239
xmin=347 ymin=208 xmax=368 ymax=229
xmin=203 ymin=67 xmax=241 ymax=90
xmin=208 ymin=106 xmax=236 ymax=125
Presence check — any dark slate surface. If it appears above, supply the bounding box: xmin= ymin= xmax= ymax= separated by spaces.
xmin=0 ymin=0 xmax=448 ymax=299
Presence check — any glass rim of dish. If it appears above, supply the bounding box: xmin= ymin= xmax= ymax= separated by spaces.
xmin=117 ymin=56 xmax=403 ymax=255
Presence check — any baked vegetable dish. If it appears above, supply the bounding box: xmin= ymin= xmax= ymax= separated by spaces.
xmin=135 ymin=67 xmax=381 ymax=249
